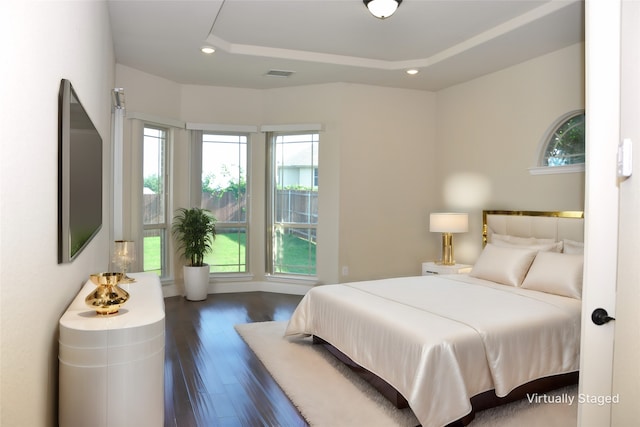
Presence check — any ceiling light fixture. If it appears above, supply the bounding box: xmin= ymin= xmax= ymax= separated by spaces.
xmin=201 ymin=46 xmax=215 ymax=54
xmin=406 ymin=69 xmax=419 ymax=75
xmin=363 ymin=0 xmax=402 ymax=19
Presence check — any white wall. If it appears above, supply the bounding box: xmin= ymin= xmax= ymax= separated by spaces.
xmin=436 ymin=43 xmax=585 ymax=263
xmin=611 ymin=2 xmax=640 ymax=423
xmin=335 ymin=84 xmax=438 ymax=281
xmin=0 ymin=1 xmax=115 ymax=426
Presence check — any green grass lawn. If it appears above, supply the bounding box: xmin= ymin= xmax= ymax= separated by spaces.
xmin=143 ymin=231 xmax=315 ymax=275
xmin=205 ymin=231 xmax=246 ymax=273
xmin=273 ymin=232 xmax=317 ymax=275
xmin=143 ymin=236 xmax=162 ymax=275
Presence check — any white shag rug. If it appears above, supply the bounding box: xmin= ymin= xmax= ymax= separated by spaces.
xmin=235 ymin=321 xmax=577 ymax=427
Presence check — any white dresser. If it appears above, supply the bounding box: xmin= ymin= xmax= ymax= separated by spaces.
xmin=59 ymin=272 xmax=165 ymax=427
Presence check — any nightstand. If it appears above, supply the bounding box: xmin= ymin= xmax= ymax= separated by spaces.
xmin=422 ymin=261 xmax=472 ymax=275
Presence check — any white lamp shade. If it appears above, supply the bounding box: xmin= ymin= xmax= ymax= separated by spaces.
xmin=365 ymin=0 xmax=400 ymax=19
xmin=430 ymin=213 xmax=469 ymax=233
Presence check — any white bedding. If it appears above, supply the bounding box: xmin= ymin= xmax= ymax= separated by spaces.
xmin=284 ymin=274 xmax=581 ymax=427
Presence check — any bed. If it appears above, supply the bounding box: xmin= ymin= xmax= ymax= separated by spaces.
xmin=284 ymin=210 xmax=584 ymax=427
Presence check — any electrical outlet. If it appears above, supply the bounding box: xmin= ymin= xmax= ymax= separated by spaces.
xmin=341 ymin=266 xmax=349 ymax=276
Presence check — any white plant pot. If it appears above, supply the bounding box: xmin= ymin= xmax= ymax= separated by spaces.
xmin=183 ymin=264 xmax=210 ymax=301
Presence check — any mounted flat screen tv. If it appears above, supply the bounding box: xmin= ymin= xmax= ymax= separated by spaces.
xmin=58 ymin=79 xmax=103 ymax=263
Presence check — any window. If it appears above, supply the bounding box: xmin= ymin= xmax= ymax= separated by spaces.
xmin=200 ymin=133 xmax=248 ymax=273
xmin=143 ymin=126 xmax=169 ymax=277
xmin=267 ymin=132 xmax=319 ymax=276
xmin=531 ymin=110 xmax=585 ymax=174
xmin=543 ymin=111 xmax=585 ymax=166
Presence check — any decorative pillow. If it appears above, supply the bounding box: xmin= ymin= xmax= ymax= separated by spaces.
xmin=469 ymin=244 xmax=537 ymax=287
xmin=491 ymin=239 xmax=563 ymax=253
xmin=521 ymin=252 xmax=584 ymax=299
xmin=563 ymin=239 xmax=584 ymax=255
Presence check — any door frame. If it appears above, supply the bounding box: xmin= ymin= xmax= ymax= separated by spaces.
xmin=578 ymin=1 xmax=621 ymax=426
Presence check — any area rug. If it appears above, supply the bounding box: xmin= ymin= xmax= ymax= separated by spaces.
xmin=235 ymin=321 xmax=578 ymax=427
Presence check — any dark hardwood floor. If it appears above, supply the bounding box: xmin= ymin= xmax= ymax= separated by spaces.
xmin=163 ymin=292 xmax=308 ymax=427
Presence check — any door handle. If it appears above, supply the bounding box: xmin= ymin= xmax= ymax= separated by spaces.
xmin=592 ymin=308 xmax=615 ymax=325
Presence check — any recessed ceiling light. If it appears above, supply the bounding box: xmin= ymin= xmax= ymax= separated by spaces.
xmin=201 ymin=46 xmax=215 ymax=54
xmin=406 ymin=69 xmax=419 ymax=75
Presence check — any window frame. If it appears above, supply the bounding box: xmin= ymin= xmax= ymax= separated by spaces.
xmin=266 ymin=131 xmax=319 ymax=279
xmin=530 ymin=109 xmax=586 ymax=175
xmin=142 ymin=124 xmax=170 ymax=278
xmin=197 ymin=131 xmax=251 ymax=276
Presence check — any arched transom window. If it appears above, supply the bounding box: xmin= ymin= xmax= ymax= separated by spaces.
xmin=531 ymin=110 xmax=585 ymax=175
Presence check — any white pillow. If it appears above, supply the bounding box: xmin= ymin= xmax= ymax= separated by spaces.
xmin=521 ymin=252 xmax=584 ymax=299
xmin=470 ymin=244 xmax=537 ymax=287
xmin=491 ymin=233 xmax=556 ymax=246
xmin=563 ymin=239 xmax=584 ymax=254
xmin=491 ymin=239 xmax=563 ymax=253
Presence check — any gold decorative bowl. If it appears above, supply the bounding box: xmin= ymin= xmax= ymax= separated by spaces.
xmin=86 ymin=272 xmax=130 ymax=315
xmin=89 ymin=272 xmax=123 ymax=286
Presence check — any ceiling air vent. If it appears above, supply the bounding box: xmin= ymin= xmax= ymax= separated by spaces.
xmin=265 ymin=69 xmax=295 ymax=78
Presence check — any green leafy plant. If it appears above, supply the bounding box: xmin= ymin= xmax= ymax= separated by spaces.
xmin=144 ymin=174 xmax=161 ymax=193
xmin=172 ymin=207 xmax=217 ymax=267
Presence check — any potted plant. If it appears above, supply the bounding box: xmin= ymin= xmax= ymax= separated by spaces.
xmin=172 ymin=207 xmax=217 ymax=301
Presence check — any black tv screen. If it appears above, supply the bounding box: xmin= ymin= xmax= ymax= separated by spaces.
xmin=58 ymin=79 xmax=103 ymax=263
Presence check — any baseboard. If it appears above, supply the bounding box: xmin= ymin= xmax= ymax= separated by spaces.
xmin=161 ymin=284 xmax=182 ymax=298
xmin=161 ymin=280 xmax=314 ymax=299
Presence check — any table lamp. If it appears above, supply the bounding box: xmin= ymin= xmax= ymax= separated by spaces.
xmin=430 ymin=213 xmax=469 ymax=265
xmin=113 ymin=240 xmax=136 ymax=283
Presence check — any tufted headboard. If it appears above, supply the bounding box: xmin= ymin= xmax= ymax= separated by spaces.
xmin=482 ymin=210 xmax=584 ymax=246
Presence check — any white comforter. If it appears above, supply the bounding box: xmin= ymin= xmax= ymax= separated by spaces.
xmin=284 ymin=274 xmax=581 ymax=427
